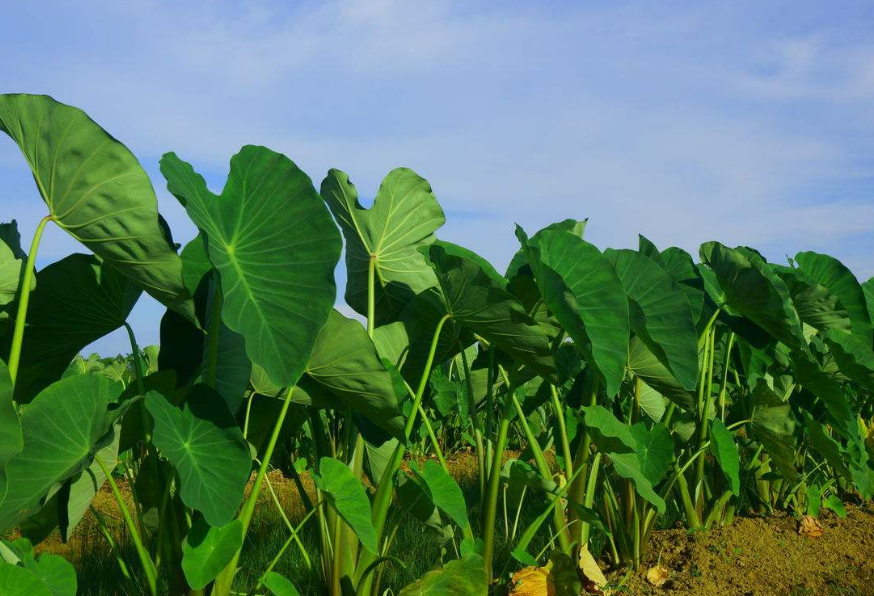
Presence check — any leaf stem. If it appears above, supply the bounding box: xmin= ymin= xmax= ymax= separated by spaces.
xmin=7 ymin=214 xmax=52 ymax=387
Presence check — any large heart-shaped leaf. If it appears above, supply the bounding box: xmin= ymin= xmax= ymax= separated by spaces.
xmin=749 ymin=379 xmax=798 ymax=481
xmin=0 ymin=374 xmax=123 ymax=532
xmin=626 ymin=337 xmax=696 ymax=411
xmin=795 ymin=251 xmax=872 ymax=341
xmin=411 ymin=460 xmax=471 ymax=532
xmin=0 ymin=94 xmax=190 ymax=310
xmin=182 ymin=518 xmax=243 ymax=590
xmin=0 ymin=564 xmax=54 ymax=596
xmin=291 ymin=310 xmax=404 ymax=439
xmin=580 ymin=406 xmax=666 ymax=512
xmin=772 ymin=265 xmax=850 ymax=333
xmin=3 ymin=254 xmax=141 ymax=403
xmin=700 ymin=242 xmax=805 ymax=351
xmin=605 ymin=249 xmax=698 ymax=390
xmin=821 ymin=329 xmax=874 ymax=391
xmin=397 ymin=554 xmax=486 ymax=596
xmin=661 ymin=247 xmax=707 ymax=325
xmin=161 ymin=147 xmax=341 ymax=387
xmin=321 ymin=168 xmax=445 ymax=324
xmin=313 ymin=457 xmax=378 ymax=554
xmin=146 ymin=386 xmax=252 ymax=526
xmin=518 ymin=228 xmax=629 ymax=396
xmin=424 ymin=242 xmax=557 ymax=383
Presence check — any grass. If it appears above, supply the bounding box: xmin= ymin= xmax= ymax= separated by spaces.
xmin=39 ymin=458 xmax=578 ymax=595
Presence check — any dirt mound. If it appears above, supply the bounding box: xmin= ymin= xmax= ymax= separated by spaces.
xmin=616 ymin=504 xmax=874 ymax=596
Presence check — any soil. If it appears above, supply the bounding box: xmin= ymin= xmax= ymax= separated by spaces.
xmin=614 ymin=504 xmax=874 ymax=596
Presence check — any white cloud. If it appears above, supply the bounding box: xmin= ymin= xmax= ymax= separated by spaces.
xmin=1 ymin=0 xmax=872 ymax=352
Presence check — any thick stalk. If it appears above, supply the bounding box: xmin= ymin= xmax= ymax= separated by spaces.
xmin=355 ymin=315 xmax=451 ymax=596
xmin=211 ymin=386 xmax=296 ymax=596
xmin=549 ymin=384 xmax=573 ymax=477
xmin=481 ymin=378 xmax=516 ymax=583
xmin=578 ymin=452 xmax=602 ymax=544
xmin=510 ymin=392 xmax=570 ymax=552
xmin=7 ymin=215 xmax=52 ymax=386
xmin=460 ymin=348 xmax=486 ymax=501
xmin=694 ymin=327 xmax=716 ymax=515
xmin=717 ymin=332 xmax=735 ymax=420
xmin=567 ymin=375 xmax=600 ymax=544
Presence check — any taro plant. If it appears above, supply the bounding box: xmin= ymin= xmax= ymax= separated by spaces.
xmin=0 ymin=92 xmax=873 ymax=596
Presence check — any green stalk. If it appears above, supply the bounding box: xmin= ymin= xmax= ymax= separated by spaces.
xmin=355 ymin=314 xmax=452 ymax=596
xmin=568 ymin=374 xmax=600 ymax=544
xmin=694 ymin=326 xmax=717 ymax=515
xmin=549 ymin=384 xmax=573 ymax=477
xmin=578 ymin=452 xmax=602 ymax=545
xmin=211 ymin=386 xmax=296 ymax=596
xmin=717 ymin=332 xmax=735 ymax=420
xmin=510 ymin=391 xmax=570 ymax=552
xmin=96 ymin=457 xmax=158 ymax=596
xmin=482 ymin=370 xmax=517 ymax=583
xmin=7 ymin=215 xmax=52 ymax=387
xmin=460 ymin=348 xmax=486 ymax=502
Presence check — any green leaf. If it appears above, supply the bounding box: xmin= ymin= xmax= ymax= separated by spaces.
xmin=823 ymin=494 xmax=847 ymax=517
xmin=749 ymin=379 xmax=798 ymax=481
xmin=411 ymin=460 xmax=470 ymax=532
xmin=581 ymin=406 xmax=666 ymax=512
xmin=0 ymin=94 xmax=190 ymax=311
xmin=200 ymin=278 xmax=251 ymax=413
xmin=397 ymin=554 xmax=486 ymax=596
xmin=700 ymin=242 xmax=805 ymax=351
xmin=146 ymin=386 xmax=252 ymax=526
xmin=0 ymin=375 xmax=123 ymax=532
xmin=628 ymin=422 xmax=673 ymax=486
xmin=4 ymin=254 xmax=141 ymax=403
xmin=0 ymin=221 xmax=29 ymax=328
xmin=182 ymin=518 xmax=243 ymax=590
xmin=605 ymin=249 xmax=699 ymax=390
xmin=312 ymin=457 xmax=378 ymax=554
xmin=822 ymin=329 xmax=874 ymax=392
xmin=22 ymin=554 xmax=76 ymax=596
xmin=862 ymin=277 xmax=874 ymax=331
xmin=0 ymin=362 xmax=21 ymax=505
xmin=627 ymin=337 xmax=696 ymax=412
xmin=793 ymin=355 xmax=857 ymax=442
xmin=518 ymin=227 xmax=629 ymax=396
xmin=505 ymin=219 xmax=587 ymax=278
xmin=262 ymin=572 xmax=301 ymax=596
xmin=795 ymin=251 xmax=872 ymax=341
xmin=424 ymin=241 xmax=557 ymax=383
xmin=772 ymin=265 xmax=850 ymax=333
xmin=321 ymin=168 xmax=445 ymax=323
xmin=295 ymin=310 xmax=405 ymax=440
xmin=709 ymin=419 xmax=740 ymax=495
xmin=661 ymin=247 xmax=706 ymax=324
xmin=0 ymin=564 xmax=54 ymax=596
xmin=161 ymin=147 xmax=341 ymax=387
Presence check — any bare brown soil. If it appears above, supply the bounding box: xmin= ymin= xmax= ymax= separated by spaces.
xmin=615 ymin=504 xmax=874 ymax=596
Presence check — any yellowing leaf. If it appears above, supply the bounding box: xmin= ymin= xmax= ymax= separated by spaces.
xmin=509 ymin=565 xmax=550 ymax=596
xmin=578 ymin=547 xmax=608 ymax=595
xmin=646 ymin=565 xmax=670 ymax=588
xmin=798 ymin=515 xmax=823 ymax=538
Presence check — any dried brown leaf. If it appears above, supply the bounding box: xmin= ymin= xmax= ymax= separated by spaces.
xmin=799 ymin=515 xmax=823 ymax=538
xmin=646 ymin=565 xmax=671 ymax=588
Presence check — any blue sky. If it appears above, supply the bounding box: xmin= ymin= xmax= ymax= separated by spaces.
xmin=1 ymin=0 xmax=873 ymax=354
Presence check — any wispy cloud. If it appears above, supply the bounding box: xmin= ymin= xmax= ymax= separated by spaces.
xmin=1 ymin=0 xmax=872 ymax=352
